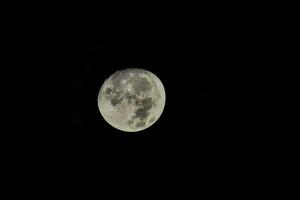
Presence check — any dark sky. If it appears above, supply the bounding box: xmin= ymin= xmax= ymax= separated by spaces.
xmin=13 ymin=17 xmax=255 ymax=191
xmin=61 ymin=32 xmax=260 ymax=193
xmin=69 ymin=36 xmax=249 ymax=168
xmin=4 ymin=3 xmax=271 ymax=196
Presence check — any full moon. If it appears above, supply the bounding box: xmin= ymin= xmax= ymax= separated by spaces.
xmin=98 ymin=68 xmax=166 ymax=132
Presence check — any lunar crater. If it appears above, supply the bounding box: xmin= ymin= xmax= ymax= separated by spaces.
xmin=132 ymin=76 xmax=152 ymax=95
xmin=135 ymin=121 xmax=146 ymax=128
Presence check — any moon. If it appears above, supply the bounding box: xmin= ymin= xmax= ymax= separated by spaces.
xmin=98 ymin=68 xmax=166 ymax=132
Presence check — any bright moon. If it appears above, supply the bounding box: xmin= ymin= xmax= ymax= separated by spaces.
xmin=98 ymin=68 xmax=166 ymax=132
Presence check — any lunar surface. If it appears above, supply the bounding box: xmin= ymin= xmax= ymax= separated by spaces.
xmin=98 ymin=68 xmax=166 ymax=132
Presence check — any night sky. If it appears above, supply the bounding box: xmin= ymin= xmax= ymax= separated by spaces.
xmin=3 ymin=3 xmax=269 ymax=196
xmin=69 ymin=37 xmax=245 ymax=167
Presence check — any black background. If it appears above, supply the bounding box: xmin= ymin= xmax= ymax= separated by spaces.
xmin=1 ymin=2 xmax=289 ymax=197
xmin=5 ymin=4 xmax=265 ymax=195
xmin=64 ymin=30 xmax=256 ymax=193
xmin=68 ymin=25 xmax=251 ymax=173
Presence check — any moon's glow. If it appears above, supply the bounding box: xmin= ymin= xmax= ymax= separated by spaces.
xmin=98 ymin=68 xmax=166 ymax=132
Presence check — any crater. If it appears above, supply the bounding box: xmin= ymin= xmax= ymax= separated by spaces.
xmin=132 ymin=77 xmax=152 ymax=95
xmin=105 ymin=87 xmax=112 ymax=95
xmin=135 ymin=99 xmax=141 ymax=106
xmin=135 ymin=108 xmax=148 ymax=119
xmin=125 ymin=92 xmax=136 ymax=104
xmin=141 ymin=97 xmax=153 ymax=111
xmin=135 ymin=121 xmax=146 ymax=128
xmin=110 ymin=96 xmax=123 ymax=106
xmin=134 ymin=97 xmax=154 ymax=120
xmin=110 ymin=71 xmax=132 ymax=88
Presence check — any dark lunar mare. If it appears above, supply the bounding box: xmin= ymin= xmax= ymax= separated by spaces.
xmin=132 ymin=97 xmax=154 ymax=128
xmin=134 ymin=97 xmax=153 ymax=120
xmin=105 ymin=86 xmax=123 ymax=106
